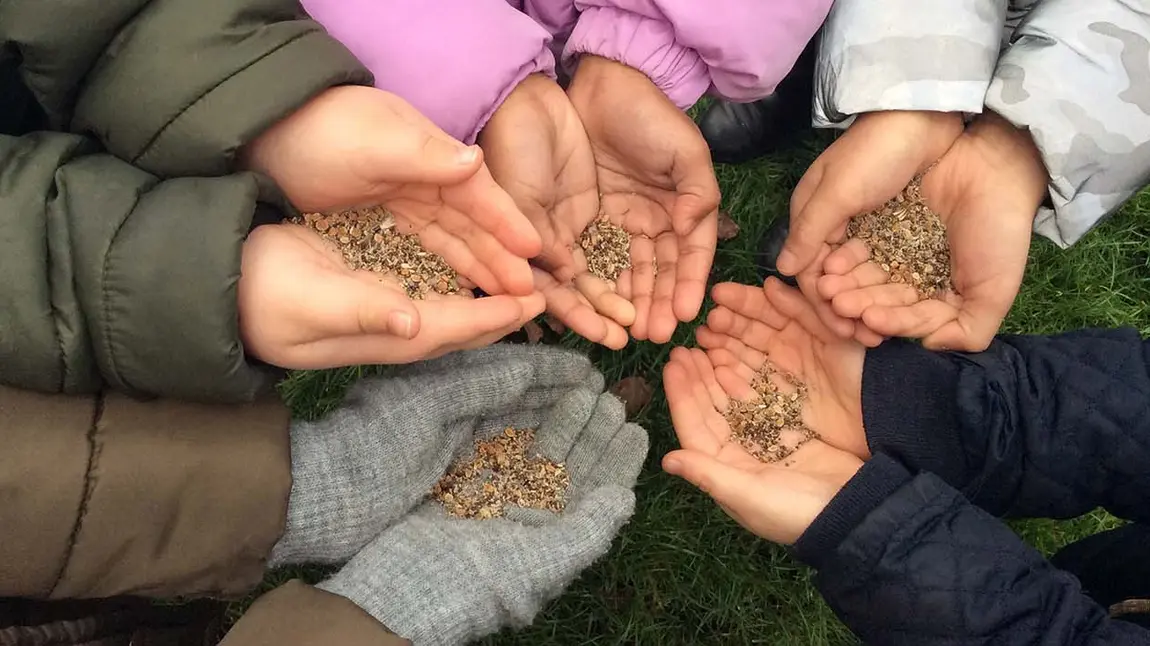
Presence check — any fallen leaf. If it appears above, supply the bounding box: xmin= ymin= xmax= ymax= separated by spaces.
xmin=523 ymin=320 xmax=544 ymax=344
xmin=543 ymin=314 xmax=567 ymax=335
xmin=609 ymin=376 xmax=654 ymax=419
xmin=717 ymin=210 xmax=740 ymax=241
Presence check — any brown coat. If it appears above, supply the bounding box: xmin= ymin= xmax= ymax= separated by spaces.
xmin=0 ymin=387 xmax=408 ymax=646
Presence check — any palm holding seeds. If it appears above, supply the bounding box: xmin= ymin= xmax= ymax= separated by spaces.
xmin=819 ymin=112 xmax=1048 ymax=352
xmin=567 ymin=56 xmax=722 ymax=344
xmin=480 ymin=75 xmax=636 ymax=350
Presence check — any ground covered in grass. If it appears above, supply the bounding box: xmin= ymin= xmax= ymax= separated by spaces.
xmin=269 ymin=133 xmax=1149 ymax=645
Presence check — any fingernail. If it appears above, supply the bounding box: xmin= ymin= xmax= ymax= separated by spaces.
xmin=457 ymin=146 xmax=479 ymax=164
xmin=388 ymin=311 xmax=414 ymax=338
xmin=776 ymin=249 xmax=797 ymax=274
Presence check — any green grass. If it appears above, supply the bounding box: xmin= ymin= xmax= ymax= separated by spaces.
xmin=267 ymin=133 xmax=1150 ymax=644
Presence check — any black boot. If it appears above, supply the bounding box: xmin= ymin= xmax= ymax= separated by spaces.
xmin=698 ymin=34 xmax=819 ymax=164
xmin=756 ymin=216 xmax=798 ymax=287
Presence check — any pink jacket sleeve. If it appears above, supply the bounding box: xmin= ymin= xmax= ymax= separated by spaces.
xmin=561 ymin=0 xmax=832 ymax=109
xmin=301 ymin=0 xmax=556 ymax=144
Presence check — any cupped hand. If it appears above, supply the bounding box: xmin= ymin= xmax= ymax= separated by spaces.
xmin=567 ymin=56 xmax=720 ymax=343
xmin=696 ymin=278 xmax=868 ymax=458
xmin=239 ymin=223 xmax=545 ymax=369
xmin=662 ymin=344 xmax=863 ymax=545
xmin=242 ymin=85 xmax=542 ymax=297
xmin=480 ymin=74 xmax=633 ymax=349
xmin=782 ymin=111 xmax=964 ymax=339
xmin=817 ymin=111 xmax=1047 ymax=351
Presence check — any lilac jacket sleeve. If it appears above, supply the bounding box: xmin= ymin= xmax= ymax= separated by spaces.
xmin=560 ymin=0 xmax=831 ymax=109
xmin=301 ymin=0 xmax=555 ymax=143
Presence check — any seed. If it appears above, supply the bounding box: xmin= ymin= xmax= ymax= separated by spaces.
xmin=723 ymin=363 xmax=817 ymax=464
xmin=579 ymin=216 xmax=632 ymax=283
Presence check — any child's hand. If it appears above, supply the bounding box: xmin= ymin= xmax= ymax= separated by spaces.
xmin=480 ymin=74 xmax=634 ymax=350
xmin=567 ymin=56 xmax=721 ymax=344
xmin=242 ymin=86 xmax=542 ymax=297
xmin=238 ymin=223 xmax=544 ymax=369
xmin=662 ymin=343 xmax=863 ymax=545
xmin=818 ymin=112 xmax=1046 ymax=352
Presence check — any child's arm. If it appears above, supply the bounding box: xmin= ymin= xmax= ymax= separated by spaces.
xmin=2 ymin=0 xmax=370 ymax=178
xmin=813 ymin=0 xmax=1005 ymax=126
xmin=794 ymin=455 xmax=1150 ymax=645
xmin=861 ymin=330 xmax=1150 ymax=524
xmin=984 ymin=0 xmax=1150 ymax=247
xmin=0 ymin=132 xmax=276 ymax=402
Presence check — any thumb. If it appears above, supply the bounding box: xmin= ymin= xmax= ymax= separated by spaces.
xmin=662 ymin=450 xmax=760 ymax=512
xmin=778 ymin=185 xmax=848 ymax=277
xmin=307 ymin=271 xmax=423 ymax=340
xmin=377 ymin=135 xmax=484 ymax=186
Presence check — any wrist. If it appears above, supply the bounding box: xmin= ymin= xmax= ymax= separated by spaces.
xmin=857 ymin=110 xmax=965 ymax=171
xmin=965 ymin=110 xmax=1050 ymax=209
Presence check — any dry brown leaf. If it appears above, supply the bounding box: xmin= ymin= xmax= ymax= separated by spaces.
xmin=717 ymin=210 xmax=740 ymax=241
xmin=523 ymin=320 xmax=544 ymax=345
xmin=609 ymin=376 xmax=654 ymax=419
xmin=543 ymin=314 xmax=567 ymax=335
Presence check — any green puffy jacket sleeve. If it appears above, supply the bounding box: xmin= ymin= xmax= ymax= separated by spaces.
xmin=0 ymin=132 xmax=275 ymax=401
xmin=1 ymin=0 xmax=371 ymax=177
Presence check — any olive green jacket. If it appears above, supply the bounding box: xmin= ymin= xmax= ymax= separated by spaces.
xmin=0 ymin=2 xmax=405 ymax=644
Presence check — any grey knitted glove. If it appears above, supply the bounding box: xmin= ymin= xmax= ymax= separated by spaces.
xmin=269 ymin=345 xmax=605 ymax=567
xmin=317 ymin=382 xmax=648 ymax=646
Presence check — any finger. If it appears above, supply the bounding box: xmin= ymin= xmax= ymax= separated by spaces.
xmin=705 ymin=347 xmax=761 ymax=382
xmin=670 ymin=147 xmax=722 ymax=238
xmin=795 ymin=247 xmax=856 ymax=339
xmin=922 ymin=302 xmax=1003 ymax=352
xmin=443 ymin=164 xmax=543 ymax=259
xmin=696 ymin=328 xmax=768 ymax=373
xmin=303 ymin=270 xmax=422 ymax=340
xmin=823 ymin=239 xmax=872 ymax=276
xmin=764 ymin=277 xmax=843 ymax=344
xmin=434 ymin=207 xmax=535 ymax=295
xmin=368 ymin=120 xmax=485 ymax=185
xmin=574 ymin=273 xmax=636 ymax=328
xmin=704 ymin=307 xmax=779 ymax=353
xmin=648 ymin=233 xmax=680 ymax=343
xmin=832 ymin=283 xmax=921 ymax=319
xmin=688 ymin=347 xmax=729 ymax=412
xmin=673 ymin=209 xmax=718 ymax=323
xmin=710 ymin=282 xmax=789 ymax=330
xmin=714 ymin=365 xmax=759 ymax=401
xmin=614 ymin=267 xmax=633 ymax=302
xmin=662 ymin=450 xmax=766 ymax=517
xmin=779 ymin=168 xmax=848 ymax=275
xmin=416 ymin=223 xmax=502 ymax=295
xmin=862 ymin=298 xmax=959 ymax=340
xmin=663 ymin=354 xmax=724 ymax=454
xmin=536 ymin=271 xmax=630 ymax=350
xmin=853 ymin=325 xmax=886 ymax=348
xmin=628 ymin=235 xmax=658 ymax=340
xmin=818 ymin=262 xmax=892 ymax=301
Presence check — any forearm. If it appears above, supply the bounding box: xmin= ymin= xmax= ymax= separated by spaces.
xmin=985 ymin=0 xmax=1150 ymax=247
xmin=861 ymin=331 xmax=1150 ymax=522
xmin=795 ymin=455 xmax=1150 ymax=645
xmin=303 ymin=0 xmax=555 ymax=143
xmin=564 ymin=0 xmax=830 ymax=109
xmin=813 ymin=0 xmax=1006 ymax=127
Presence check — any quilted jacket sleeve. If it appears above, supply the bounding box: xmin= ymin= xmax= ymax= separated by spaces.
xmin=859 ymin=330 xmax=1150 ymax=523
xmin=792 ymin=455 xmax=1150 ymax=645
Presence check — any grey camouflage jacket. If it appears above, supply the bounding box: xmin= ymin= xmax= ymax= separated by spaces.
xmin=814 ymin=0 xmax=1150 ymax=247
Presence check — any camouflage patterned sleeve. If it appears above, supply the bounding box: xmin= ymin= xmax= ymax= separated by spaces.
xmin=812 ymin=0 xmax=1008 ymax=128
xmin=985 ymin=0 xmax=1150 ymax=248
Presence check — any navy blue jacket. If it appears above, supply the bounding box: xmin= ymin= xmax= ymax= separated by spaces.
xmin=794 ymin=330 xmax=1150 ymax=644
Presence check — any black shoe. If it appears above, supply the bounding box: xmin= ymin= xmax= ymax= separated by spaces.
xmin=698 ymin=35 xmax=819 ymax=164
xmin=756 ymin=216 xmax=798 ymax=287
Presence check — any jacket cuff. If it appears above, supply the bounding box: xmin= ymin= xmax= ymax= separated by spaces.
xmin=220 ymin=581 xmax=410 ymax=646
xmin=563 ymin=7 xmax=709 ymax=109
xmin=812 ymin=0 xmax=1003 ymax=127
xmin=793 ymin=454 xmax=912 ymax=570
xmin=61 ymin=155 xmax=277 ymax=403
xmin=303 ymin=0 xmax=556 ymax=144
xmin=984 ymin=0 xmax=1150 ymax=248
xmin=861 ymin=340 xmax=971 ymax=489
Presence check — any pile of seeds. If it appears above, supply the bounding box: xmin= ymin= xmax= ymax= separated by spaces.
xmin=293 ymin=207 xmax=462 ymax=300
xmin=845 ymin=174 xmax=953 ymax=299
xmin=431 ymin=427 xmax=570 ymax=520
xmin=579 ymin=216 xmax=632 ymax=283
xmin=724 ymin=363 xmax=817 ymax=463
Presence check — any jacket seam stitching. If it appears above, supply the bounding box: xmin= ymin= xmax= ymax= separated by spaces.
xmin=48 ymin=391 xmax=105 ymax=596
xmin=131 ymin=32 xmax=312 ymax=167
